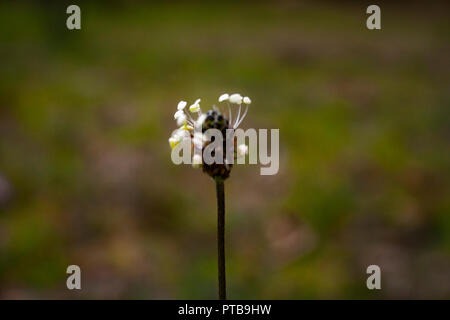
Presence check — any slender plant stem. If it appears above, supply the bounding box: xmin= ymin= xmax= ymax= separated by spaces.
xmin=215 ymin=177 xmax=226 ymax=300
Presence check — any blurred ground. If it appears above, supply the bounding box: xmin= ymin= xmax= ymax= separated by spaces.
xmin=0 ymin=1 xmax=449 ymax=299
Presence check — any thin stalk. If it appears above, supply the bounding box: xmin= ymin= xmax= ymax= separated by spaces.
xmin=215 ymin=177 xmax=226 ymax=300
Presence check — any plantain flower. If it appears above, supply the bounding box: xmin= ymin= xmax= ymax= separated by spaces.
xmin=168 ymin=92 xmax=253 ymax=300
xmin=169 ymin=93 xmax=252 ymax=177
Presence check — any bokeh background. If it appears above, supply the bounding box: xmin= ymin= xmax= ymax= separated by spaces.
xmin=0 ymin=1 xmax=449 ymax=299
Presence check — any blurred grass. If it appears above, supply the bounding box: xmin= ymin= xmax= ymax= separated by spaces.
xmin=0 ymin=1 xmax=449 ymax=299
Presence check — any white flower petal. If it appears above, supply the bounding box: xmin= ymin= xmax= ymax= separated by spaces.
xmin=194 ymin=132 xmax=203 ymax=139
xmin=196 ymin=113 xmax=206 ymax=125
xmin=189 ymin=103 xmax=200 ymax=113
xmin=179 ymin=123 xmax=193 ymax=131
xmin=169 ymin=135 xmax=181 ymax=149
xmin=174 ymin=110 xmax=184 ymax=120
xmin=193 ymin=132 xmax=204 ymax=148
xmin=195 ymin=113 xmax=207 ymax=130
xmin=229 ymin=93 xmax=243 ymax=104
xmin=177 ymin=101 xmax=187 ymax=110
xmin=243 ymin=97 xmax=251 ymax=104
xmin=175 ymin=129 xmax=190 ymax=138
xmin=218 ymin=93 xmax=229 ymax=102
xmin=176 ymin=113 xmax=187 ymax=126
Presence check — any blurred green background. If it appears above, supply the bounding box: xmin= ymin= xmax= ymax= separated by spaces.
xmin=0 ymin=1 xmax=449 ymax=299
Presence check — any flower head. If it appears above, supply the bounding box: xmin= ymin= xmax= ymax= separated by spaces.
xmin=169 ymin=93 xmax=252 ymax=180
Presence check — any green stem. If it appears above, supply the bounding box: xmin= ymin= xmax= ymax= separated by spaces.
xmin=215 ymin=177 xmax=226 ymax=300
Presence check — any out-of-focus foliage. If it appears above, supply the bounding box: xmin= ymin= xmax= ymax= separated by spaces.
xmin=0 ymin=1 xmax=449 ymax=299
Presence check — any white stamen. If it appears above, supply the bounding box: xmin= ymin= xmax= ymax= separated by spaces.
xmin=234 ymin=105 xmax=248 ymax=129
xmin=177 ymin=101 xmax=187 ymax=110
xmin=176 ymin=113 xmax=187 ymax=126
xmin=189 ymin=98 xmax=201 ymax=113
xmin=234 ymin=104 xmax=242 ymax=128
xmin=219 ymin=93 xmax=229 ymax=102
xmin=174 ymin=110 xmax=184 ymax=120
xmin=229 ymin=93 xmax=243 ymax=104
xmin=193 ymin=132 xmax=204 ymax=148
xmin=196 ymin=113 xmax=207 ymax=129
